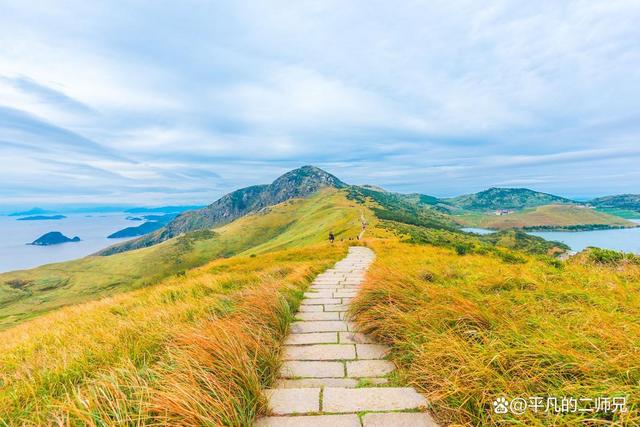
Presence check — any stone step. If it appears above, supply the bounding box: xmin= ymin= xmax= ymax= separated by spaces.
xmin=298 ymin=305 xmax=323 ymax=312
xmin=322 ymin=387 xmax=428 ymax=413
xmin=280 ymin=361 xmax=344 ymax=378
xmin=355 ymin=344 xmax=390 ymax=359
xmin=346 ymin=360 xmax=395 ymax=377
xmin=265 ymin=388 xmax=319 ymax=415
xmin=339 ymin=332 xmax=375 ymax=344
xmin=322 ymin=304 xmax=349 ymax=312
xmin=283 ymin=344 xmax=356 ymax=361
xmin=362 ymin=412 xmax=438 ymax=427
xmin=296 ymin=312 xmax=340 ymax=321
xmin=285 ymin=332 xmax=337 ymax=345
xmin=300 ymin=298 xmax=342 ymax=305
xmin=256 ymin=414 xmax=360 ymax=427
xmin=291 ymin=321 xmax=348 ymax=333
xmin=276 ymin=378 xmax=358 ymax=388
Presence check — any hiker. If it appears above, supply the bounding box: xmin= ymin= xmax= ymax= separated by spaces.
xmin=329 ymin=232 xmax=335 ymax=243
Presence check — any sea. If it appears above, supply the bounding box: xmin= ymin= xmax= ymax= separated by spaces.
xmin=463 ymin=220 xmax=640 ymax=254
xmin=0 ymin=213 xmax=137 ymax=273
xmin=1 ymin=216 xmax=639 ymax=274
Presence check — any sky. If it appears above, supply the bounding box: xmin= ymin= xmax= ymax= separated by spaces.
xmin=1 ymin=0 xmax=639 ymax=207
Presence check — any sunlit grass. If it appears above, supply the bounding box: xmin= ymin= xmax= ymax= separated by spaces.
xmin=0 ymin=189 xmax=366 ymax=329
xmin=0 ymin=243 xmax=347 ymax=425
xmin=350 ymin=240 xmax=640 ymax=425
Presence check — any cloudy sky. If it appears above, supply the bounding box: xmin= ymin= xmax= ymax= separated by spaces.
xmin=1 ymin=0 xmax=639 ymax=207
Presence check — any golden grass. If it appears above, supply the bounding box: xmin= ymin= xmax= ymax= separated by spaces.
xmin=350 ymin=239 xmax=640 ymax=426
xmin=0 ymin=243 xmax=347 ymax=426
xmin=0 ymin=189 xmax=367 ymax=329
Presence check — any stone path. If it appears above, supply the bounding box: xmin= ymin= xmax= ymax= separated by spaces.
xmin=255 ymin=246 xmax=438 ymax=427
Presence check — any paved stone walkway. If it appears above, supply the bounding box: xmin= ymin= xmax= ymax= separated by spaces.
xmin=255 ymin=246 xmax=438 ymax=426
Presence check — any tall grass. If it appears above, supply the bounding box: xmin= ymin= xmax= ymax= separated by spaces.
xmin=0 ymin=243 xmax=347 ymax=426
xmin=350 ymin=240 xmax=640 ymax=426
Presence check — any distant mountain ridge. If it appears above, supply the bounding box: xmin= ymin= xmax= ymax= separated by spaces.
xmin=99 ymin=166 xmax=346 ymax=255
xmin=590 ymin=194 xmax=640 ymax=210
xmin=444 ymin=187 xmax=576 ymax=211
xmin=9 ymin=208 xmax=55 ymax=217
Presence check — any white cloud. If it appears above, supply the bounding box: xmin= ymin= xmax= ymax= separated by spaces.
xmin=1 ymin=0 xmax=639 ymax=205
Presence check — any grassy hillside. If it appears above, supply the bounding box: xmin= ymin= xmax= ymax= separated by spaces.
xmin=0 ymin=243 xmax=347 ymax=425
xmin=0 ymin=189 xmax=366 ymax=328
xmin=455 ymin=204 xmax=635 ymax=230
xmin=591 ymin=194 xmax=640 ymax=211
xmin=350 ymin=240 xmax=640 ymax=425
xmin=445 ymin=187 xmax=575 ymax=211
xmin=347 ymin=185 xmax=458 ymax=230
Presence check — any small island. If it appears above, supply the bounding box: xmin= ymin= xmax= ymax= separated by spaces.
xmin=29 ymin=232 xmax=81 ymax=246
xmin=17 ymin=215 xmax=67 ymax=221
xmin=8 ymin=207 xmax=54 ymax=217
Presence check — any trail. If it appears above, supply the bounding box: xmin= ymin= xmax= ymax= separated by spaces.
xmin=255 ymin=246 xmax=438 ymax=426
xmin=358 ymin=211 xmax=367 ymax=241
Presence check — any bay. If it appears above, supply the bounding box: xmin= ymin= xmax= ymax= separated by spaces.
xmin=0 ymin=213 xmax=137 ymax=273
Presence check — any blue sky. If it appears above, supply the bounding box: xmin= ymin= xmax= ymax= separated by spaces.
xmin=1 ymin=0 xmax=639 ymax=207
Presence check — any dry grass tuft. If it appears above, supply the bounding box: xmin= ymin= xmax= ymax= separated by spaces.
xmin=350 ymin=240 xmax=640 ymax=426
xmin=0 ymin=243 xmax=347 ymax=426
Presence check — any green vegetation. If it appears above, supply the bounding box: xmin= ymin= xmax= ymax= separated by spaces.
xmin=586 ymin=247 xmax=640 ymax=265
xmin=454 ymin=204 xmax=635 ymax=230
xmin=379 ymin=219 xmax=567 ymax=257
xmin=0 ymin=189 xmax=365 ymax=328
xmin=596 ymin=207 xmax=640 ymax=219
xmin=350 ymin=240 xmax=640 ymax=426
xmin=0 ymin=244 xmax=346 ymax=425
xmin=347 ymin=186 xmax=457 ymax=230
xmin=444 ymin=187 xmax=575 ymax=211
xmin=590 ymin=194 xmax=640 ymax=211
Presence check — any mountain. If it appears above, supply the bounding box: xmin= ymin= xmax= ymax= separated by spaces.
xmin=458 ymin=204 xmax=635 ymax=230
xmin=590 ymin=194 xmax=640 ymax=211
xmin=29 ymin=232 xmax=80 ymax=246
xmin=17 ymin=215 xmax=66 ymax=221
xmin=107 ymin=221 xmax=166 ymax=238
xmin=444 ymin=187 xmax=576 ymax=211
xmin=8 ymin=207 xmax=55 ymax=217
xmin=108 ymin=214 xmax=178 ymax=238
xmin=125 ymin=205 xmax=204 ymax=214
xmin=99 ymin=166 xmax=346 ymax=255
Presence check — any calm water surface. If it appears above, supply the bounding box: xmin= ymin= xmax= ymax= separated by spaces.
xmin=464 ymin=221 xmax=640 ymax=254
xmin=0 ymin=213 xmax=136 ymax=273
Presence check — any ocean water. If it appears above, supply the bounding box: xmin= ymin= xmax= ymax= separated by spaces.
xmin=0 ymin=213 xmax=137 ymax=273
xmin=464 ymin=221 xmax=640 ymax=254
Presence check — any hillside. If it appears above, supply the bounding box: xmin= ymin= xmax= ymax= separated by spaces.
xmin=350 ymin=240 xmax=640 ymax=425
xmin=1 ymin=167 xmax=639 ymax=425
xmin=100 ymin=166 xmax=346 ymax=255
xmin=0 ymin=243 xmax=348 ymax=425
xmin=591 ymin=194 xmax=640 ymax=218
xmin=445 ymin=187 xmax=575 ymax=211
xmin=0 ymin=189 xmax=366 ymax=328
xmin=455 ymin=204 xmax=636 ymax=230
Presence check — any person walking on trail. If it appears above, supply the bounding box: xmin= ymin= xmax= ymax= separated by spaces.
xmin=329 ymin=232 xmax=335 ymax=243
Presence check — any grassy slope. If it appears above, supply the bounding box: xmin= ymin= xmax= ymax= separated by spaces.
xmin=454 ymin=204 xmax=635 ymax=230
xmin=596 ymin=207 xmax=640 ymax=219
xmin=0 ymin=242 xmax=348 ymax=425
xmin=0 ymin=189 xmax=364 ymax=328
xmin=350 ymin=240 xmax=640 ymax=426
